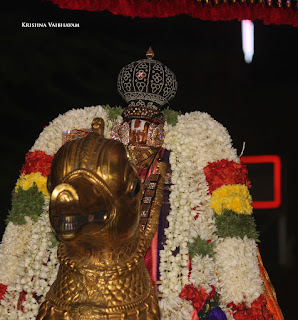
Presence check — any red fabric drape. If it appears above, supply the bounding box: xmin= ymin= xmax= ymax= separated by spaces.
xmin=48 ymin=0 xmax=298 ymax=27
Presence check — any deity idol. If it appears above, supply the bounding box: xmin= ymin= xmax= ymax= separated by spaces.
xmin=0 ymin=48 xmax=283 ymax=320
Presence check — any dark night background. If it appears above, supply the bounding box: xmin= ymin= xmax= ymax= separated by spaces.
xmin=1 ymin=1 xmax=297 ymax=318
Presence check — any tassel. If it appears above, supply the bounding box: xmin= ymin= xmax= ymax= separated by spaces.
xmin=250 ymin=0 xmax=266 ymax=21
xmin=239 ymin=1 xmax=252 ymax=21
xmin=271 ymin=7 xmax=287 ymax=25
xmin=294 ymin=2 xmax=298 ymax=27
xmin=230 ymin=0 xmax=243 ymax=20
xmin=210 ymin=2 xmax=225 ymax=21
xmin=264 ymin=0 xmax=288 ymax=25
xmin=191 ymin=0 xmax=204 ymax=19
xmin=284 ymin=0 xmax=295 ymax=25
xmin=49 ymin=0 xmax=297 ymax=26
xmin=284 ymin=7 xmax=295 ymax=25
xmin=264 ymin=0 xmax=275 ymax=25
xmin=220 ymin=1 xmax=233 ymax=21
xmin=200 ymin=1 xmax=212 ymax=21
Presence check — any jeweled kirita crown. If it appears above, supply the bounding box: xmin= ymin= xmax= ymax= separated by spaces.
xmin=117 ymin=47 xmax=178 ymax=113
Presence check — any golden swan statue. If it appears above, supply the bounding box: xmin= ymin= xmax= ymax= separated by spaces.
xmin=37 ymin=118 xmax=165 ymax=320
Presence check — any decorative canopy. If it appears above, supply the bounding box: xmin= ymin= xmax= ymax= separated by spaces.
xmin=48 ymin=0 xmax=298 ymax=27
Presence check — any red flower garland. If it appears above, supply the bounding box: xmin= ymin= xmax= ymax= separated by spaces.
xmin=0 ymin=284 xmax=7 ymax=300
xmin=204 ymin=159 xmax=251 ymax=194
xmin=20 ymin=151 xmax=54 ymax=177
xmin=227 ymin=294 xmax=273 ymax=319
xmin=0 ymin=151 xmax=53 ymax=305
xmin=17 ymin=290 xmax=27 ymax=312
xmin=179 ymin=283 xmax=215 ymax=313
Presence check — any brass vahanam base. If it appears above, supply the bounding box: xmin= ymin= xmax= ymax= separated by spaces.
xmin=37 ymin=241 xmax=160 ymax=319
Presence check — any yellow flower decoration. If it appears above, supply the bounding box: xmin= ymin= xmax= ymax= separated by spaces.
xmin=15 ymin=172 xmax=49 ymax=199
xmin=209 ymin=184 xmax=252 ymax=215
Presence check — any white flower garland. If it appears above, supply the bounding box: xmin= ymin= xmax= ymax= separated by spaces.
xmin=214 ymin=236 xmax=263 ymax=307
xmin=30 ymin=105 xmax=112 ymax=155
xmin=164 ymin=112 xmax=239 ymax=168
xmin=159 ymin=111 xmax=240 ymax=317
xmin=0 ymin=218 xmax=35 ymax=286
xmin=0 ymin=202 xmax=58 ymax=319
xmin=0 ymin=107 xmax=264 ymax=319
xmin=159 ymin=297 xmax=193 ymax=320
xmin=189 ymin=254 xmax=215 ymax=294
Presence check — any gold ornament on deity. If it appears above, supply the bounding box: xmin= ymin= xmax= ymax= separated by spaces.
xmin=37 ymin=118 xmax=165 ymax=320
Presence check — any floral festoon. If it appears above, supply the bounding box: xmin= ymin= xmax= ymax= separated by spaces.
xmin=0 ymin=106 xmax=283 ymax=320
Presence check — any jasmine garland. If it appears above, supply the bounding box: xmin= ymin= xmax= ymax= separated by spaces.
xmin=0 ymin=106 xmax=265 ymax=319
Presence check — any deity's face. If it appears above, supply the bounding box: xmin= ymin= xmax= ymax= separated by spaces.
xmin=128 ymin=119 xmax=150 ymax=146
xmin=110 ymin=118 xmax=165 ymax=149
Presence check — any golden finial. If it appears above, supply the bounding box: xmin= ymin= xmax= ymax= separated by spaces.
xmin=146 ymin=47 xmax=154 ymax=60
xmin=91 ymin=117 xmax=104 ymax=136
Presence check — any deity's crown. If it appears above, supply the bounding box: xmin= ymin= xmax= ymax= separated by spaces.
xmin=117 ymin=47 xmax=178 ymax=124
